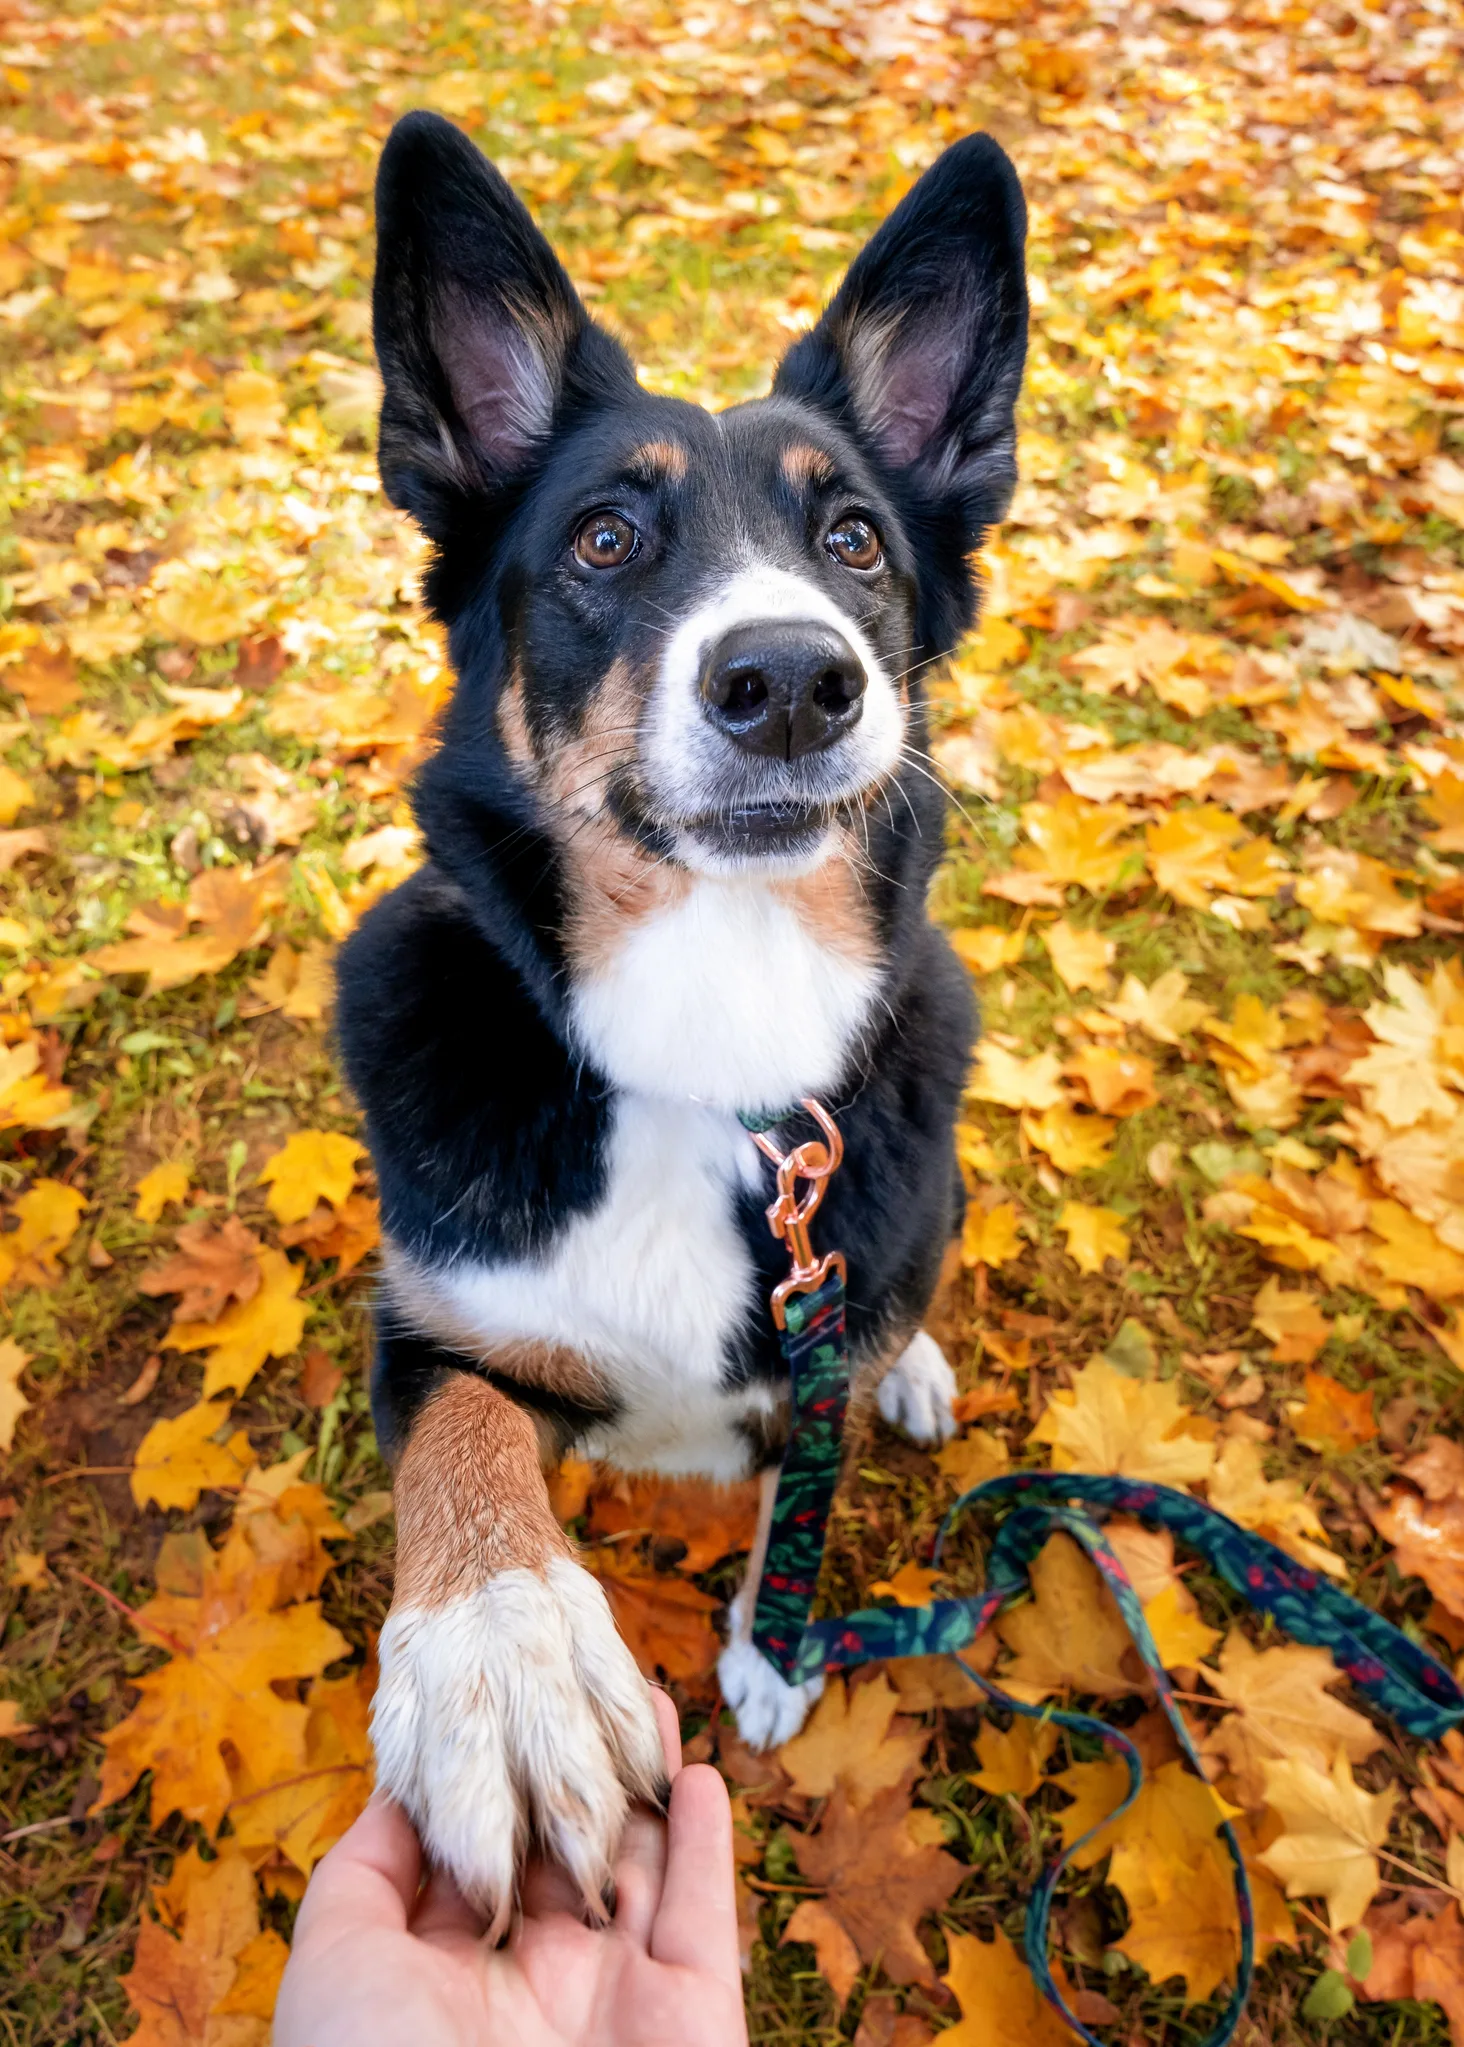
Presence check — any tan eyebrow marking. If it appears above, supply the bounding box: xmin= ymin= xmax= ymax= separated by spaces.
xmin=781 ymin=443 xmax=837 ymax=489
xmin=624 ymin=439 xmax=689 ymax=484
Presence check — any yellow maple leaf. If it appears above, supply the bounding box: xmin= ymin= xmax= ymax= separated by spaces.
xmin=935 ymin=1427 xmax=1011 ymax=1492
xmin=0 ymin=1179 xmax=87 ymax=1290
xmin=1065 ymin=1043 xmax=1159 ymax=1117
xmin=122 ymin=1843 xmax=270 ymax=2047
xmin=0 ymin=761 xmax=34 ymax=826
xmin=1042 ymin=917 xmax=1115 ymax=992
xmin=1206 ymin=1437 xmax=1344 ymax=1580
xmin=1287 ymin=1370 xmax=1378 ymax=1454
xmin=134 ymin=1160 xmax=191 ymax=1226
xmin=1250 ymin=1276 xmax=1331 ymax=1363
xmin=972 ymin=1715 xmax=1058 ymax=1798
xmin=1145 ymin=805 xmax=1246 ymax=910
xmin=1055 ymin=1201 xmax=1131 ymax=1276
xmin=0 ymin=1338 xmax=32 ymax=1454
xmin=1259 ymin=1751 xmax=1397 ymax=1932
xmin=961 ymin=1201 xmax=1024 ymax=1268
xmin=996 ymin=1533 xmax=1140 ymax=1702
xmin=152 ymin=577 xmax=259 ymax=647
xmin=1102 ymin=967 xmax=1214 ymax=1044
xmin=1201 ymin=1632 xmax=1382 ymax=1811
xmin=258 ymin=1130 xmax=366 ymax=1224
xmin=1367 ymin=1200 xmax=1464 ymax=1298
xmin=949 ymin=925 xmax=1026 ymax=974
xmin=869 ymin=1560 xmax=943 ymax=1607
xmin=131 ymin=1399 xmax=255 ymax=1512
xmin=941 ymin=1926 xmax=1077 ymax=2047
xmin=95 ymin=1529 xmax=349 ymax=1833
xmin=164 ymin=1246 xmax=308 ymax=1397
xmin=777 ymin=1673 xmax=927 ymax=1807
xmin=1142 ymin=1582 xmax=1222 ymax=1668
xmin=969 ymin=1042 xmax=1065 ymax=1112
xmin=1032 ymin=1356 xmax=1214 ymax=1485
xmin=228 ymin=1666 xmax=374 ymax=1875
xmin=1022 ymin=1102 xmax=1115 ymax=1173
xmin=1016 ymin=792 xmax=1139 ymax=893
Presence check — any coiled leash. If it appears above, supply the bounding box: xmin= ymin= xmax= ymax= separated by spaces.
xmin=745 ymin=1098 xmax=1464 ymax=2046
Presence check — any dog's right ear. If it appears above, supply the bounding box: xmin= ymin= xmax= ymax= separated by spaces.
xmin=373 ymin=112 xmax=634 ymax=540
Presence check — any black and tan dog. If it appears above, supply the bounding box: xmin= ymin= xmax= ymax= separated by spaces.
xmin=336 ymin=110 xmax=1027 ymax=1933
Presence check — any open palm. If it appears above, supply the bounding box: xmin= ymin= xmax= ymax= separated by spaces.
xmin=274 ymin=1692 xmax=748 ymax=2047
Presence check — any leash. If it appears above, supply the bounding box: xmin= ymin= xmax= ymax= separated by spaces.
xmin=745 ymin=1098 xmax=1464 ymax=2045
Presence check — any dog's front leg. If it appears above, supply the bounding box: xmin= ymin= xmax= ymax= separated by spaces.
xmin=717 ymin=1467 xmax=826 ymax=1750
xmin=372 ymin=1371 xmax=666 ymax=1938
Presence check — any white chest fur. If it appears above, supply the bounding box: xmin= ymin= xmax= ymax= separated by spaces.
xmin=388 ymin=1096 xmax=775 ymax=1480
xmin=567 ymin=877 xmax=880 ymax=1114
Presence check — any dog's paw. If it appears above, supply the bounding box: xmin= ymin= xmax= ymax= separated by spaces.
xmin=372 ymin=1556 xmax=666 ymax=1938
xmin=718 ymin=1592 xmax=824 ymax=1750
xmin=877 ymin=1329 xmax=958 ymax=1445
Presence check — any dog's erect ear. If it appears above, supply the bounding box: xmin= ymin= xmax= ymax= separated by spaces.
xmin=774 ymin=134 xmax=1027 ymax=532
xmin=373 ymin=112 xmax=634 ymax=538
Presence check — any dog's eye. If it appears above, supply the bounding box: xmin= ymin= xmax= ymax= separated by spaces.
xmin=826 ymin=517 xmax=882 ymax=571
xmin=574 ymin=512 xmax=638 ymax=569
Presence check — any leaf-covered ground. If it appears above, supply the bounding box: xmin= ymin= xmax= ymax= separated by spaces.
xmin=2 ymin=0 xmax=1464 ymax=2042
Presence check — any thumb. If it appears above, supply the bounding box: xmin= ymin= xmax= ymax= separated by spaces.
xmin=293 ymin=1793 xmax=423 ymax=1945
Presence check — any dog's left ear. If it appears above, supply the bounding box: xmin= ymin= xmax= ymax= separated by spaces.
xmin=774 ymin=133 xmax=1027 ymax=543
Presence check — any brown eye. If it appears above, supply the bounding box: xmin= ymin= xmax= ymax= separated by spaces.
xmin=574 ymin=511 xmax=637 ymax=569
xmin=827 ymin=516 xmax=882 ymax=570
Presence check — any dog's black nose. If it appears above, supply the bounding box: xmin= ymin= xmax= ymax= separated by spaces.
xmin=699 ymin=620 xmax=866 ymax=759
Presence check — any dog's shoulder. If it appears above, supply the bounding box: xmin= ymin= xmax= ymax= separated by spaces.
xmin=335 ymin=861 xmax=611 ymax=1265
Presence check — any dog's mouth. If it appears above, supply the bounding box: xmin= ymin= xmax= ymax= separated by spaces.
xmin=680 ymin=801 xmax=833 ymax=862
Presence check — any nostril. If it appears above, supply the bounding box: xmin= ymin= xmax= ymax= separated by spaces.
xmin=812 ymin=667 xmax=853 ymax=710
xmin=722 ymin=669 xmax=768 ymax=717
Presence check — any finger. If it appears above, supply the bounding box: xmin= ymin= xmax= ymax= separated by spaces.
xmin=410 ymin=1863 xmax=491 ymax=1944
xmin=292 ymin=1793 xmax=422 ymax=1944
xmin=649 ymin=1764 xmax=741 ymax=1989
xmin=652 ymin=1686 xmax=683 ymax=1784
xmin=611 ymin=1799 xmax=669 ymax=1949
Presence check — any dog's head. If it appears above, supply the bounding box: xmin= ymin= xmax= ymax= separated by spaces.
xmin=375 ymin=113 xmax=1026 ymax=881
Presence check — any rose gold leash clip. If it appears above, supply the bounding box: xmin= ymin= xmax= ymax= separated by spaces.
xmin=751 ymin=1096 xmax=847 ymax=1329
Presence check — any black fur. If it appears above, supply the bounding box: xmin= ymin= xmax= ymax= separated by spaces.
xmin=338 ymin=114 xmax=1027 ymax=1466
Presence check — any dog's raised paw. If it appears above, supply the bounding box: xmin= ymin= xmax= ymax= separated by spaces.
xmin=718 ymin=1592 xmax=824 ymax=1750
xmin=371 ymin=1557 xmax=666 ymax=1938
xmin=877 ymin=1329 xmax=958 ymax=1445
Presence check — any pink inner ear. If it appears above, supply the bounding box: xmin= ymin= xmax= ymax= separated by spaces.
xmin=436 ymin=294 xmax=556 ymax=473
xmin=867 ymin=322 xmax=968 ymax=469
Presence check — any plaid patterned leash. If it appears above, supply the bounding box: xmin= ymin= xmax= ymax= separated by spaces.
xmin=747 ymin=1100 xmax=1464 ymax=2047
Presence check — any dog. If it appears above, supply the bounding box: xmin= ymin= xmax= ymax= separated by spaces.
xmin=336 ymin=109 xmax=1027 ymax=1935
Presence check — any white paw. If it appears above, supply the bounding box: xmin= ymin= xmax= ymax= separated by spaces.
xmin=372 ymin=1557 xmax=666 ymax=1939
xmin=876 ymin=1329 xmax=958 ymax=1445
xmin=718 ymin=1594 xmax=824 ymax=1750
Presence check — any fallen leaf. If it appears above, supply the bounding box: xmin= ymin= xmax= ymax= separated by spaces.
xmin=961 ymin=1202 xmax=1025 ymax=1267
xmin=1055 ymin=1202 xmax=1131 ymax=1276
xmin=163 ymin=1246 xmax=308 ymax=1397
xmin=134 ymin=1161 xmax=191 ymax=1225
xmin=1031 ymin=1357 xmax=1215 ymax=1486
xmin=0 ymin=1179 xmax=86 ymax=1290
xmin=92 ymin=863 xmax=281 ymax=993
xmin=1043 ymin=918 xmax=1115 ymax=992
xmin=790 ymin=1780 xmax=965 ymax=1986
xmin=258 ymin=1130 xmax=366 ymax=1225
xmin=278 ymin=1192 xmax=380 ymax=1277
xmin=969 ymin=1043 xmax=1066 ymax=1113
xmin=1021 ymin=1102 xmax=1115 ymax=1174
xmin=1259 ymin=1751 xmax=1397 ymax=1931
xmin=1065 ymin=1043 xmax=1159 ymax=1116
xmin=1368 ymin=1485 xmax=1464 ymax=1619
xmin=587 ymin=1473 xmax=759 ymax=1573
xmin=298 ymin=1347 xmax=343 ymax=1408
xmin=940 ymin=1926 xmax=1077 ymax=2046
xmin=96 ymin=1526 xmax=349 ymax=1833
xmin=1207 ymin=1437 xmax=1344 ymax=1580
xmin=972 ymin=1715 xmax=1058 ymax=1797
xmin=869 ymin=1561 xmax=944 ymax=1608
xmin=590 ymin=1550 xmax=720 ymax=1684
xmin=1250 ymin=1277 xmax=1332 ymax=1364
xmin=131 ymin=1400 xmax=254 ymax=1512
xmin=783 ymin=1898 xmax=863 ymax=2006
xmin=0 ymin=1338 xmax=32 ymax=1454
xmin=1102 ymin=968 xmax=1214 ymax=1044
xmin=228 ymin=1664 xmax=374 ymax=1875
xmin=996 ymin=1532 xmax=1141 ymax=1702
xmin=121 ymin=1842 xmax=267 ymax=2047
xmin=1142 ymin=1582 xmax=1222 ymax=1668
xmin=139 ymin=1217 xmax=262 ymax=1324
xmin=1288 ymin=1370 xmax=1378 ymax=1453
xmin=950 ymin=926 xmax=1025 ymax=974
xmin=934 ymin=1427 xmax=1011 ymax=1492
xmin=778 ymin=1674 xmax=928 ymax=1807
xmin=1201 ymin=1632 xmax=1383 ymax=1811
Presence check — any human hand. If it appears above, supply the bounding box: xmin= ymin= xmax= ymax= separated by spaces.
xmin=273 ymin=1689 xmax=748 ymax=2047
